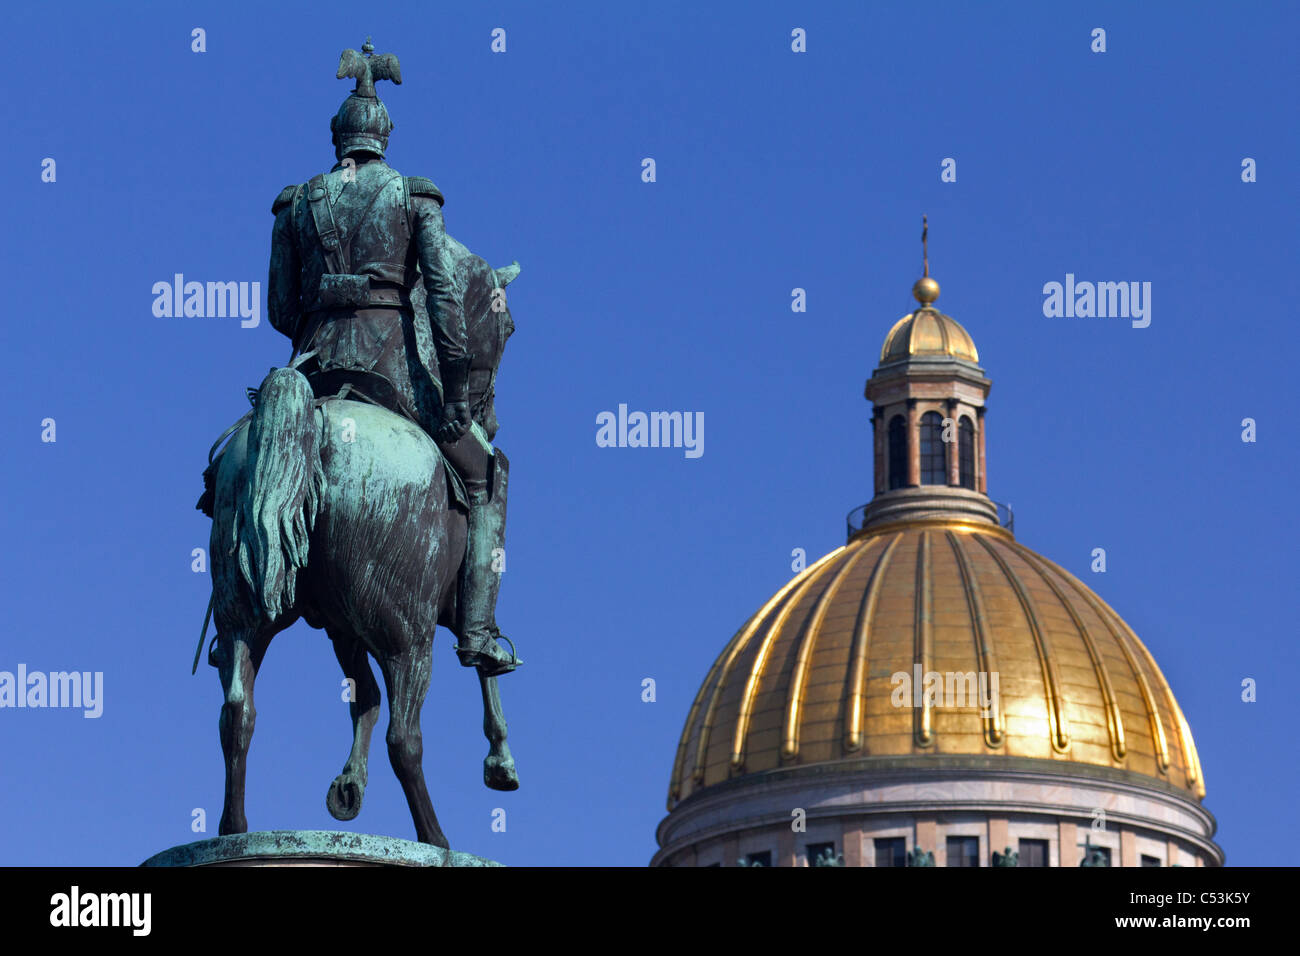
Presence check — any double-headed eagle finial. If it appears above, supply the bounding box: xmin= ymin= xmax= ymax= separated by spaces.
xmin=337 ymin=36 xmax=401 ymax=97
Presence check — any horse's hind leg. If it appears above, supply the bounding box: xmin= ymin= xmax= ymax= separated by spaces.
xmin=326 ymin=630 xmax=381 ymax=821
xmin=377 ymin=644 xmax=448 ymax=848
xmin=479 ymin=674 xmax=519 ymax=791
xmin=217 ymin=625 xmax=275 ymax=835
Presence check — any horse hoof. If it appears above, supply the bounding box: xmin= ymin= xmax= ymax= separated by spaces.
xmin=484 ymin=757 xmax=519 ymax=792
xmin=326 ymin=775 xmax=365 ymax=821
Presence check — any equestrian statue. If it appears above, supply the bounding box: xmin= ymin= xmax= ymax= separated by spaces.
xmin=196 ymin=38 xmax=523 ymax=849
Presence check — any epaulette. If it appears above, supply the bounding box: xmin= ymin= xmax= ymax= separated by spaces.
xmin=271 ymin=184 xmax=298 ymax=215
xmin=405 ymin=176 xmax=445 ymax=206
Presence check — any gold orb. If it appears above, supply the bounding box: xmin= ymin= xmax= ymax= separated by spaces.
xmin=913 ymin=276 xmax=940 ymax=304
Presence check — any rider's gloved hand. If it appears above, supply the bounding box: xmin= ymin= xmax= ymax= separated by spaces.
xmin=438 ymin=401 xmax=472 ymax=443
xmin=437 ymin=356 xmax=473 ymax=443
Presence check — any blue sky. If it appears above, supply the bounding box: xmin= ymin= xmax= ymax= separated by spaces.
xmin=2 ymin=1 xmax=1296 ymax=866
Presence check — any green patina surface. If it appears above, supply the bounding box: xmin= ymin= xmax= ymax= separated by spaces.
xmin=142 ymin=830 xmax=503 ymax=867
xmin=196 ymin=38 xmax=523 ymax=850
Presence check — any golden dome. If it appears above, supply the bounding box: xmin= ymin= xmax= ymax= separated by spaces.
xmin=880 ymin=307 xmax=979 ymax=364
xmin=668 ymin=518 xmax=1206 ymax=809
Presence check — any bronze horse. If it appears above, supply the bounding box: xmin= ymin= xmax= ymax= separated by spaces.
xmin=205 ymin=247 xmax=520 ymax=849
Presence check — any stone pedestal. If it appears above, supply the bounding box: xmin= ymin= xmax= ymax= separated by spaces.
xmin=141 ymin=830 xmax=503 ymax=867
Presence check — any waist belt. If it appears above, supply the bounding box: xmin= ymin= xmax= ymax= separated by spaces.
xmin=366 ymin=280 xmax=412 ymax=308
xmin=306 ymin=279 xmax=412 ymax=318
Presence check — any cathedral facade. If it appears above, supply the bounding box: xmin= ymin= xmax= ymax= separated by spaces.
xmin=652 ymin=265 xmax=1222 ymax=867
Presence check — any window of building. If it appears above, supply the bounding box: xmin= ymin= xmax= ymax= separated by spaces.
xmin=741 ymin=851 xmax=771 ymax=867
xmin=1018 ymin=839 xmax=1049 ymax=867
xmin=888 ymin=415 xmax=907 ymax=489
xmin=874 ymin=837 xmax=906 ymax=867
xmin=920 ymin=412 xmax=946 ymax=485
xmin=946 ymin=836 xmax=979 ymax=867
xmin=959 ymin=417 xmax=975 ymax=489
xmin=1141 ymin=855 xmax=1161 ymax=867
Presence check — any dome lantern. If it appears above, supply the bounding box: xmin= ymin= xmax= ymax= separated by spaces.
xmin=863 ymin=219 xmax=995 ymax=532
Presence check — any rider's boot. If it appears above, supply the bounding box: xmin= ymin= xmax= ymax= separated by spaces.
xmin=453 ymin=450 xmax=521 ymax=678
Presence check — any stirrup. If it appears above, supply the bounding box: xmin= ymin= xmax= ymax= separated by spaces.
xmin=454 ymin=633 xmax=521 ymax=677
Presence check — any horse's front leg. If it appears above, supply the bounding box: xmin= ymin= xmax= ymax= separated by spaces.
xmin=479 ymin=673 xmax=519 ymax=791
xmin=326 ymin=630 xmax=381 ymax=821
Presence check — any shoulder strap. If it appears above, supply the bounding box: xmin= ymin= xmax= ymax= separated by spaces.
xmin=402 ymin=175 xmax=414 ymax=240
xmin=306 ymin=173 xmax=347 ymax=274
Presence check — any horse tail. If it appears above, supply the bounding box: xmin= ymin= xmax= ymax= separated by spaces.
xmin=233 ymin=366 xmax=325 ymax=621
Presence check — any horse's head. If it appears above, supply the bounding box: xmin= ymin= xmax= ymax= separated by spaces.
xmin=411 ymin=248 xmax=518 ymax=409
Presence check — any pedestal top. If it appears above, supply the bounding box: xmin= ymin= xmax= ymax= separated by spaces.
xmin=142 ymin=831 xmax=504 ymax=867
